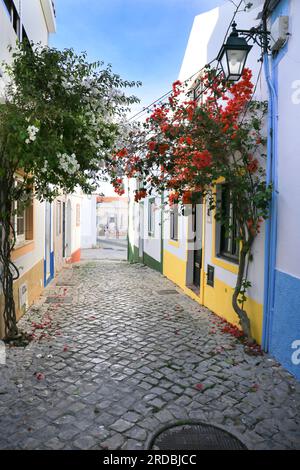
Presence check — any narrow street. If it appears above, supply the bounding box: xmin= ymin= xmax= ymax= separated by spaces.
xmin=81 ymin=238 xmax=127 ymax=261
xmin=0 ymin=256 xmax=299 ymax=450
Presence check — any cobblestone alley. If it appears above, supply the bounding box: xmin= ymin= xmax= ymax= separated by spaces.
xmin=0 ymin=259 xmax=300 ymax=450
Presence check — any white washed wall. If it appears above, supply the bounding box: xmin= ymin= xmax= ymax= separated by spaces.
xmin=0 ymin=1 xmax=19 ymax=68
xmin=276 ymin=0 xmax=300 ymax=279
xmin=22 ymin=0 xmax=55 ymax=44
xmin=81 ymin=195 xmax=97 ymax=249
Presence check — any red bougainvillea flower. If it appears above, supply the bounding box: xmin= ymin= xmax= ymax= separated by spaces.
xmin=158 ymin=143 xmax=169 ymax=155
xmin=247 ymin=156 xmax=259 ymax=173
xmin=134 ymin=188 xmax=147 ymax=202
xmin=148 ymin=141 xmax=157 ymax=151
xmin=186 ymin=101 xmax=197 ymax=121
xmin=172 ymin=80 xmax=182 ymax=88
xmin=35 ymin=372 xmax=45 ymax=381
xmin=150 ymin=105 xmax=169 ymax=122
xmin=116 ymin=148 xmax=128 ymax=158
xmin=112 ymin=177 xmax=125 ymax=196
xmin=169 ymin=192 xmax=179 ymax=206
xmin=192 ymin=150 xmax=212 ymax=169
xmin=195 ymin=383 xmax=204 ymax=391
xmin=161 ymin=123 xmax=169 ymax=133
xmin=182 ymin=190 xmax=192 ymax=204
xmin=116 ymin=188 xmax=125 ymax=196
xmin=172 ymin=80 xmax=182 ymax=96
xmin=221 ymin=324 xmax=245 ymax=339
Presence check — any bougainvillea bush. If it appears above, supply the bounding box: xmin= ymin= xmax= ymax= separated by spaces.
xmin=0 ymin=43 xmax=140 ymax=340
xmin=109 ymin=67 xmax=272 ymax=340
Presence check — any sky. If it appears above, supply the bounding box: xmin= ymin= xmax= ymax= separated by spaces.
xmin=51 ymin=0 xmax=225 ymax=114
xmin=51 ymin=0 xmax=226 ymax=196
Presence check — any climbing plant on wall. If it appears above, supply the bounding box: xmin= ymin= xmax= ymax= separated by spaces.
xmin=110 ymin=67 xmax=271 ymax=341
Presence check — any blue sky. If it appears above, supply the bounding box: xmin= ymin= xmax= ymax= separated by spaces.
xmin=51 ymin=0 xmax=225 ymax=113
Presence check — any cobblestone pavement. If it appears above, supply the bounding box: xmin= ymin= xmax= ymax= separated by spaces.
xmin=81 ymin=239 xmax=127 ymax=261
xmin=81 ymin=246 xmax=126 ymax=261
xmin=0 ymin=260 xmax=300 ymax=450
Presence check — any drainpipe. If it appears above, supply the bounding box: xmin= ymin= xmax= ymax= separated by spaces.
xmin=160 ymin=193 xmax=164 ymax=274
xmin=262 ymin=10 xmax=278 ymax=352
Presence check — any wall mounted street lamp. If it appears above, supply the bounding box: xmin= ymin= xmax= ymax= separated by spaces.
xmin=217 ymin=21 xmax=271 ymax=81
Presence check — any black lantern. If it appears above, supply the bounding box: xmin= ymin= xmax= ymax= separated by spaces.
xmin=217 ymin=22 xmax=253 ymax=81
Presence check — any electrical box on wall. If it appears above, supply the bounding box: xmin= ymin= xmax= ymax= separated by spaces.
xmin=19 ymin=283 xmax=28 ymax=312
xmin=270 ymin=16 xmax=289 ymax=52
xmin=207 ymin=265 xmax=215 ymax=288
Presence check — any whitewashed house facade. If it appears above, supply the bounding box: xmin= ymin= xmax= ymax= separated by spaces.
xmin=127 ymin=0 xmax=300 ymax=380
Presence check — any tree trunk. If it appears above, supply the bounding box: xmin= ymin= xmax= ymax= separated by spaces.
xmin=0 ymin=181 xmax=20 ymax=340
xmin=232 ymin=239 xmax=254 ymax=342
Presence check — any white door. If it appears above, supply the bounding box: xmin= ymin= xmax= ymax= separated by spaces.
xmin=45 ymin=202 xmax=51 ymax=280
